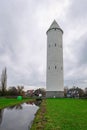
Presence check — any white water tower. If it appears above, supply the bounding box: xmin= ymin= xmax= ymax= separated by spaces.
xmin=46 ymin=20 xmax=64 ymax=97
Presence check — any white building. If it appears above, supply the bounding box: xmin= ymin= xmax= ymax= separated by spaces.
xmin=46 ymin=20 xmax=64 ymax=97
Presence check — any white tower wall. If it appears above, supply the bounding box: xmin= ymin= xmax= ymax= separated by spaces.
xmin=46 ymin=20 xmax=64 ymax=97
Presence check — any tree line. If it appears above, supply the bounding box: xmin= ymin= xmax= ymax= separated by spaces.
xmin=0 ymin=67 xmax=87 ymax=98
xmin=0 ymin=67 xmax=24 ymax=96
xmin=0 ymin=67 xmax=46 ymax=97
xmin=64 ymin=86 xmax=87 ymax=98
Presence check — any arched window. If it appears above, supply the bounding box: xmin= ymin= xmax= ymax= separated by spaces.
xmin=55 ymin=43 xmax=56 ymax=47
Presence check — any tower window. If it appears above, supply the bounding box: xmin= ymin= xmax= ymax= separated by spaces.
xmin=55 ymin=43 xmax=56 ymax=47
xmin=48 ymin=66 xmax=50 ymax=70
xmin=54 ymin=28 xmax=56 ymax=31
xmin=60 ymin=45 xmax=62 ymax=48
xmin=55 ymin=66 xmax=57 ymax=69
xmin=48 ymin=44 xmax=50 ymax=48
xmin=61 ymin=67 xmax=63 ymax=70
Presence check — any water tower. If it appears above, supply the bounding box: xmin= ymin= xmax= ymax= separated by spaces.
xmin=46 ymin=20 xmax=64 ymax=97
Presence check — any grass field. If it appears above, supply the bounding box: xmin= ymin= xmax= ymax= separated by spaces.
xmin=31 ymin=98 xmax=87 ymax=130
xmin=0 ymin=97 xmax=33 ymax=109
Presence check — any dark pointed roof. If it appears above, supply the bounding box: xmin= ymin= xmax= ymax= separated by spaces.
xmin=46 ymin=20 xmax=63 ymax=34
xmin=49 ymin=20 xmax=60 ymax=29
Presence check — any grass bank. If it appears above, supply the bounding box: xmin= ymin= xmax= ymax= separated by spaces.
xmin=31 ymin=98 xmax=87 ymax=130
xmin=31 ymin=99 xmax=46 ymax=130
xmin=0 ymin=97 xmax=34 ymax=109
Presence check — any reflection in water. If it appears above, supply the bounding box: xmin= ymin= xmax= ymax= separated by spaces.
xmin=15 ymin=104 xmax=23 ymax=109
xmin=0 ymin=102 xmax=39 ymax=130
xmin=35 ymin=99 xmax=42 ymax=106
xmin=8 ymin=104 xmax=23 ymax=110
xmin=0 ymin=109 xmax=4 ymax=125
xmin=28 ymin=120 xmax=33 ymax=130
xmin=26 ymin=99 xmax=42 ymax=106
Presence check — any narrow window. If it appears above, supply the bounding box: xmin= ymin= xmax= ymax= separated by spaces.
xmin=60 ymin=45 xmax=62 ymax=48
xmin=48 ymin=44 xmax=50 ymax=48
xmin=48 ymin=66 xmax=50 ymax=70
xmin=54 ymin=28 xmax=56 ymax=31
xmin=55 ymin=43 xmax=56 ymax=47
xmin=55 ymin=66 xmax=57 ymax=69
xmin=61 ymin=67 xmax=63 ymax=70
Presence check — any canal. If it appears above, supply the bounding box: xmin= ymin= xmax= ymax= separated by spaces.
xmin=0 ymin=101 xmax=39 ymax=130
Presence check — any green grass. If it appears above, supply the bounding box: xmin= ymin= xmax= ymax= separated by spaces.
xmin=31 ymin=99 xmax=46 ymax=130
xmin=31 ymin=98 xmax=87 ymax=130
xmin=0 ymin=97 xmax=33 ymax=109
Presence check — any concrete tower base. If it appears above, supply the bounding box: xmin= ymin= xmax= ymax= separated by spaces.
xmin=46 ymin=91 xmax=64 ymax=98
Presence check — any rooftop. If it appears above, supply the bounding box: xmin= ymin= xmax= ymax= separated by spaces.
xmin=47 ymin=20 xmax=63 ymax=34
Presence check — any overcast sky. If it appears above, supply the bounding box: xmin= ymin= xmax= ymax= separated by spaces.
xmin=0 ymin=0 xmax=87 ymax=90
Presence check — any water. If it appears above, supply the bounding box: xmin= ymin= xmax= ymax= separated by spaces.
xmin=0 ymin=102 xmax=39 ymax=130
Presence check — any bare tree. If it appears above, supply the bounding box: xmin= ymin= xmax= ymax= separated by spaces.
xmin=84 ymin=88 xmax=87 ymax=95
xmin=8 ymin=86 xmax=18 ymax=96
xmin=34 ymin=88 xmax=46 ymax=97
xmin=64 ymin=86 xmax=68 ymax=97
xmin=1 ymin=67 xmax=7 ymax=96
xmin=17 ymin=86 xmax=24 ymax=96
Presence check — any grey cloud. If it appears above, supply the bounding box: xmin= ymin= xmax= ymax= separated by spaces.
xmin=0 ymin=0 xmax=46 ymax=87
xmin=63 ymin=0 xmax=87 ymax=88
xmin=0 ymin=0 xmax=87 ymax=89
xmin=64 ymin=32 xmax=87 ymax=88
xmin=74 ymin=34 xmax=87 ymax=65
xmin=68 ymin=0 xmax=87 ymax=19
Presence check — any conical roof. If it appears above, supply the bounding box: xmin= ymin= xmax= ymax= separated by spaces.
xmin=46 ymin=20 xmax=63 ymax=34
xmin=49 ymin=20 xmax=60 ymax=29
